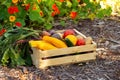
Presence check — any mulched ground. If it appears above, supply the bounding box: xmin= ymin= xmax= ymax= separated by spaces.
xmin=0 ymin=17 xmax=120 ymax=80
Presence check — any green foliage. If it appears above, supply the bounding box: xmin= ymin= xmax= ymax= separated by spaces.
xmin=0 ymin=27 xmax=40 ymax=67
xmin=60 ymin=20 xmax=66 ymax=27
xmin=0 ymin=0 xmax=112 ymax=30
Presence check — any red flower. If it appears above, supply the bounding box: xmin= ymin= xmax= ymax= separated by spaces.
xmin=15 ymin=22 xmax=22 ymax=27
xmin=52 ymin=4 xmax=60 ymax=16
xmin=51 ymin=11 xmax=56 ymax=17
xmin=25 ymin=4 xmax=30 ymax=11
xmin=55 ymin=9 xmax=60 ymax=14
xmin=70 ymin=11 xmax=77 ymax=19
xmin=0 ymin=28 xmax=6 ymax=36
xmin=8 ymin=6 xmax=19 ymax=14
xmin=59 ymin=0 xmax=64 ymax=2
xmin=52 ymin=4 xmax=58 ymax=11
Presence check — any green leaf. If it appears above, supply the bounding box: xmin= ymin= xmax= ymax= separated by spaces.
xmin=18 ymin=31 xmax=39 ymax=40
xmin=88 ymin=13 xmax=95 ymax=20
xmin=60 ymin=20 xmax=65 ymax=27
xmin=21 ymin=43 xmax=33 ymax=66
xmin=44 ymin=23 xmax=52 ymax=30
xmin=4 ymin=32 xmax=10 ymax=38
xmin=47 ymin=0 xmax=54 ymax=9
xmin=96 ymin=10 xmax=104 ymax=19
xmin=66 ymin=0 xmax=72 ymax=8
xmin=96 ymin=8 xmax=111 ymax=19
xmin=16 ymin=18 xmax=26 ymax=27
xmin=29 ymin=11 xmax=40 ymax=21
xmin=17 ymin=5 xmax=26 ymax=18
xmin=55 ymin=1 xmax=62 ymax=7
xmin=29 ymin=10 xmax=44 ymax=23
xmin=72 ymin=0 xmax=79 ymax=9
xmin=10 ymin=47 xmax=25 ymax=66
xmin=59 ymin=9 xmax=67 ymax=16
xmin=43 ymin=6 xmax=51 ymax=16
xmin=78 ymin=12 xmax=88 ymax=19
xmin=0 ymin=7 xmax=9 ymax=20
xmin=26 ymin=0 xmax=33 ymax=3
xmin=1 ymin=48 xmax=10 ymax=66
xmin=14 ymin=53 xmax=25 ymax=66
xmin=83 ymin=0 xmax=90 ymax=3
xmin=1 ymin=0 xmax=11 ymax=7
xmin=104 ymin=7 xmax=112 ymax=16
xmin=0 ymin=24 xmax=2 ymax=29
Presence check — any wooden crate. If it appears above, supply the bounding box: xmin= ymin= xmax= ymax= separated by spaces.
xmin=31 ymin=29 xmax=97 ymax=68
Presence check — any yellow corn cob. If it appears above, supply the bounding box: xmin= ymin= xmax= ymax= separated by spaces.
xmin=42 ymin=36 xmax=67 ymax=48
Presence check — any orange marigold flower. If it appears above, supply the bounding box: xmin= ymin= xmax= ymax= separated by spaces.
xmin=77 ymin=0 xmax=80 ymax=2
xmin=59 ymin=0 xmax=64 ymax=2
xmin=12 ymin=0 xmax=18 ymax=4
xmin=37 ymin=0 xmax=41 ymax=3
xmin=40 ymin=11 xmax=44 ymax=17
xmin=9 ymin=16 xmax=16 ymax=22
xmin=15 ymin=22 xmax=22 ymax=27
xmin=32 ymin=4 xmax=37 ymax=10
xmin=70 ymin=11 xmax=77 ymax=19
xmin=0 ymin=28 xmax=6 ymax=36
xmin=8 ymin=6 xmax=19 ymax=14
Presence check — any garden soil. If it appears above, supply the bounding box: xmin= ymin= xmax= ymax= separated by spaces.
xmin=0 ymin=16 xmax=120 ymax=80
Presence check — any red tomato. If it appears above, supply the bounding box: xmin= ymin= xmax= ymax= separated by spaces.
xmin=76 ymin=38 xmax=85 ymax=46
xmin=63 ymin=29 xmax=75 ymax=38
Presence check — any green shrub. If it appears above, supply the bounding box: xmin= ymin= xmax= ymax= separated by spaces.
xmin=0 ymin=0 xmax=112 ymax=30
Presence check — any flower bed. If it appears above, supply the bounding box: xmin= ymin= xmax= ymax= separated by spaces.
xmin=0 ymin=0 xmax=112 ymax=30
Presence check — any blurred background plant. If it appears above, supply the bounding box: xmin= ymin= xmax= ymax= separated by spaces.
xmin=0 ymin=0 xmax=112 ymax=30
xmin=100 ymin=0 xmax=120 ymax=15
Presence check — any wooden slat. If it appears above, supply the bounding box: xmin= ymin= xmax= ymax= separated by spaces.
xmin=73 ymin=29 xmax=86 ymax=38
xmin=32 ymin=44 xmax=96 ymax=58
xmin=31 ymin=48 xmax=43 ymax=67
xmin=38 ymin=52 xmax=96 ymax=68
xmin=31 ymin=54 xmax=35 ymax=65
xmin=56 ymin=30 xmax=65 ymax=33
